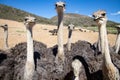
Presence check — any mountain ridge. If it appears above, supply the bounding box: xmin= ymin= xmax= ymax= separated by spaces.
xmin=51 ymin=13 xmax=120 ymax=27
xmin=0 ymin=4 xmax=119 ymax=27
xmin=0 ymin=4 xmax=53 ymax=24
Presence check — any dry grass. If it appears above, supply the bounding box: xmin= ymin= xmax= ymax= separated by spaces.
xmin=0 ymin=19 xmax=117 ymax=49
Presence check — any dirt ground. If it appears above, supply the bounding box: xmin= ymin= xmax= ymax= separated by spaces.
xmin=0 ymin=19 xmax=117 ymax=49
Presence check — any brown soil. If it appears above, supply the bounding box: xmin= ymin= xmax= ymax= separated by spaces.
xmin=0 ymin=19 xmax=117 ymax=49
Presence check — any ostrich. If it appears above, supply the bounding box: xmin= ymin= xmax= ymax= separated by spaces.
xmin=24 ymin=16 xmax=36 ymax=80
xmin=72 ymin=59 xmax=82 ymax=80
xmin=93 ymin=38 xmax=101 ymax=54
xmin=93 ymin=10 xmax=119 ymax=80
xmin=0 ymin=24 xmax=8 ymax=49
xmin=114 ymin=25 xmax=120 ymax=54
xmin=67 ymin=24 xmax=74 ymax=51
xmin=55 ymin=1 xmax=65 ymax=61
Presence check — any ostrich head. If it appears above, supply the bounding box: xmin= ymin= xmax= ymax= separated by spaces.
xmin=115 ymin=25 xmax=120 ymax=33
xmin=55 ymin=1 xmax=65 ymax=13
xmin=24 ymin=16 xmax=36 ymax=29
xmin=116 ymin=25 xmax=120 ymax=28
xmin=0 ymin=24 xmax=8 ymax=30
xmin=68 ymin=24 xmax=75 ymax=30
xmin=92 ymin=10 xmax=107 ymax=26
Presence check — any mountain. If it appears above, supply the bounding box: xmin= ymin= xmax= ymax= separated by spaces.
xmin=0 ymin=4 xmax=53 ymax=24
xmin=0 ymin=4 xmax=119 ymax=29
xmin=51 ymin=13 xmax=120 ymax=27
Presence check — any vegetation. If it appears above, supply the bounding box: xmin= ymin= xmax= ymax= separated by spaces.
xmin=87 ymin=26 xmax=117 ymax=34
xmin=51 ymin=13 xmax=120 ymax=34
xmin=16 ymin=30 xmax=26 ymax=33
xmin=0 ymin=4 xmax=53 ymax=24
xmin=0 ymin=4 xmax=120 ymax=34
xmin=51 ymin=13 xmax=120 ymax=27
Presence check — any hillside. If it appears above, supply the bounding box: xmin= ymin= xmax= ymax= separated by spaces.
xmin=0 ymin=4 xmax=53 ymax=24
xmin=0 ymin=19 xmax=116 ymax=49
xmin=51 ymin=13 xmax=120 ymax=27
xmin=0 ymin=4 xmax=120 ymax=34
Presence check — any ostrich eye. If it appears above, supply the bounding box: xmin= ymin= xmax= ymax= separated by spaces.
xmin=34 ymin=18 xmax=37 ymax=21
xmin=55 ymin=4 xmax=57 ymax=7
xmin=68 ymin=26 xmax=70 ymax=29
xmin=5 ymin=24 xmax=8 ymax=26
xmin=101 ymin=13 xmax=106 ymax=16
xmin=92 ymin=15 xmax=95 ymax=18
xmin=24 ymin=18 xmax=28 ymax=21
xmin=63 ymin=4 xmax=65 ymax=7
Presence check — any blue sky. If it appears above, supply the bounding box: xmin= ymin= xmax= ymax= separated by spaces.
xmin=0 ymin=0 xmax=120 ymax=23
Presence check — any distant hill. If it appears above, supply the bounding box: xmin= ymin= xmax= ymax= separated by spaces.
xmin=0 ymin=4 xmax=53 ymax=24
xmin=51 ymin=13 xmax=120 ymax=27
xmin=0 ymin=4 xmax=119 ymax=29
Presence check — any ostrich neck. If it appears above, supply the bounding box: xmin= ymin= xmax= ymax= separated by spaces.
xmin=99 ymin=25 xmax=105 ymax=54
xmin=57 ymin=11 xmax=64 ymax=50
xmin=115 ymin=30 xmax=120 ymax=53
xmin=67 ymin=29 xmax=72 ymax=51
xmin=26 ymin=26 xmax=34 ymax=63
xmin=4 ymin=29 xmax=8 ymax=48
xmin=68 ymin=29 xmax=72 ymax=39
xmin=99 ymin=22 xmax=112 ymax=64
xmin=68 ymin=29 xmax=72 ymax=45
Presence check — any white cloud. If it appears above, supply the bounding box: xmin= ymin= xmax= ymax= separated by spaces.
xmin=88 ymin=15 xmax=92 ymax=17
xmin=111 ymin=11 xmax=120 ymax=15
xmin=75 ymin=10 xmax=79 ymax=13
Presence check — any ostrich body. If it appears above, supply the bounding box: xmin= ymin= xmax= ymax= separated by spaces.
xmin=24 ymin=16 xmax=36 ymax=80
xmin=93 ymin=10 xmax=119 ymax=80
xmin=55 ymin=1 xmax=65 ymax=61
xmin=114 ymin=25 xmax=120 ymax=54
xmin=0 ymin=24 xmax=8 ymax=49
xmin=67 ymin=24 xmax=74 ymax=51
